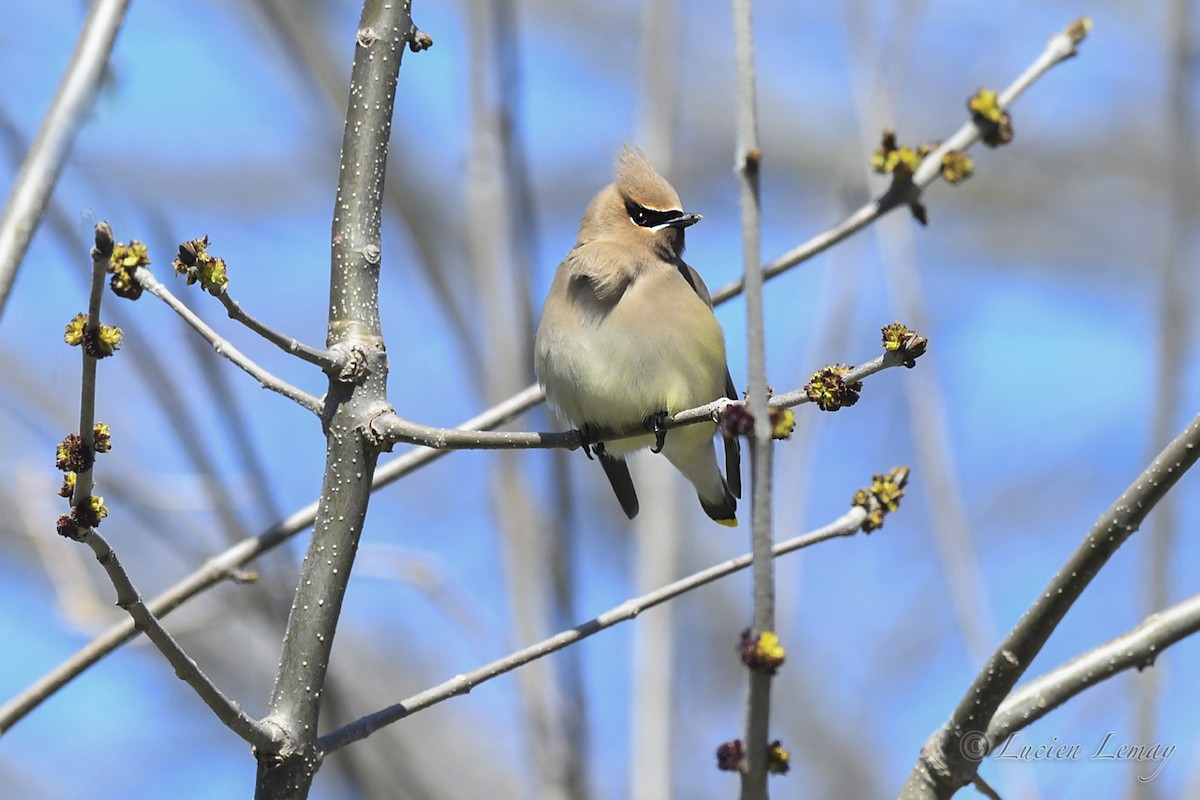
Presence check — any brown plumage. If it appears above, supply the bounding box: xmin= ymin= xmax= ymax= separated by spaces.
xmin=534 ymin=146 xmax=741 ymax=524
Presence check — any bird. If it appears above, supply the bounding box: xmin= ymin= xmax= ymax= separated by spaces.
xmin=534 ymin=145 xmax=741 ymax=525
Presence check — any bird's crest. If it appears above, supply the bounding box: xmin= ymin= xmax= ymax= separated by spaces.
xmin=615 ymin=145 xmax=682 ymax=212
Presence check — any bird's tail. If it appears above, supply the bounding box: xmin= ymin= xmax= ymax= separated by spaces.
xmin=699 ymin=479 xmax=738 ymax=528
xmin=599 ymin=455 xmax=640 ymax=519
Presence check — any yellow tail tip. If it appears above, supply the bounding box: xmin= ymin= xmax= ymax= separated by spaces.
xmin=715 ymin=517 xmax=738 ymax=528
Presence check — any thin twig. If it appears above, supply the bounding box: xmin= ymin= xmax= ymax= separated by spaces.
xmin=711 ymin=17 xmax=1092 ymax=306
xmin=69 ymin=224 xmax=113 ymax=509
xmin=215 ymin=291 xmax=342 ymax=373
xmin=132 ymin=267 xmax=324 ymax=415
xmin=317 ymin=506 xmax=870 ymax=755
xmin=911 ymin=20 xmax=1089 ymax=189
xmin=58 ymin=224 xmax=279 ymax=750
xmin=2 ymin=503 xmax=309 ymax=733
xmin=77 ymin=528 xmax=281 ymax=750
xmin=988 ymin=593 xmax=1200 ymax=744
xmin=369 ymin=348 xmax=910 ymax=451
xmin=970 ymin=776 xmax=1003 ymax=800
xmin=0 ymin=0 xmax=131 ymax=323
xmin=0 ymin=386 xmax=541 ymax=735
xmin=898 ymin=409 xmax=1200 ymax=799
xmin=731 ymin=0 xmax=775 ymax=797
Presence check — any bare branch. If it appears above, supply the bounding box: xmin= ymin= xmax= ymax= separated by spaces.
xmin=368 ymin=347 xmax=915 ymax=451
xmin=730 ymin=0 xmax=777 ymax=795
xmin=55 ymin=223 xmax=278 ymax=751
xmin=215 ymin=290 xmax=343 ymax=373
xmin=711 ymin=17 xmax=1093 ymax=306
xmin=0 ymin=386 xmax=541 ymax=734
xmin=76 ymin=528 xmax=282 ymax=750
xmin=899 ymin=408 xmax=1200 ymax=799
xmin=256 ymin=1 xmax=416 ymax=794
xmin=989 ymin=592 xmax=1200 ymax=744
xmin=0 ymin=0 xmax=130 ymax=322
xmin=69 ymin=224 xmax=114 ymax=510
xmin=132 ymin=266 xmax=324 ymax=415
xmin=3 ymin=508 xmax=310 ymax=734
xmin=317 ymin=506 xmax=873 ymax=755
xmin=910 ymin=19 xmax=1090 ymax=187
xmin=1137 ymin=0 xmax=1196 ymax=776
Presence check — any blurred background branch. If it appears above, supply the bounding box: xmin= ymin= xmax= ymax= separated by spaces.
xmin=0 ymin=0 xmax=130 ymax=322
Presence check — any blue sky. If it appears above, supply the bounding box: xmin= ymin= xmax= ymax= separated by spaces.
xmin=2 ymin=1 xmax=1199 ymax=798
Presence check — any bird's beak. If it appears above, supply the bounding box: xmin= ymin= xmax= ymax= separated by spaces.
xmin=655 ymin=211 xmax=702 ymax=231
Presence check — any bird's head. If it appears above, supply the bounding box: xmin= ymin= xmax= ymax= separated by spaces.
xmin=577 ymin=145 xmax=700 ymax=260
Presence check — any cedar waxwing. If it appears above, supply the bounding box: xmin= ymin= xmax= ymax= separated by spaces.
xmin=534 ymin=146 xmax=742 ymax=525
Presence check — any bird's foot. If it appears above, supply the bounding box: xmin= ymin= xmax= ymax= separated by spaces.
xmin=578 ymin=425 xmax=607 ymax=460
xmin=645 ymin=411 xmax=669 ymax=454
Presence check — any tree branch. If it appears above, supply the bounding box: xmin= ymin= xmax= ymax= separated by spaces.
xmin=255 ymin=1 xmax=414 ymax=795
xmin=132 ymin=266 xmax=324 ymax=415
xmin=731 ymin=0 xmax=777 ymax=796
xmin=0 ymin=385 xmax=540 ymax=735
xmin=0 ymin=0 xmax=130 ymax=323
xmin=68 ymin=224 xmax=113 ymax=510
xmin=214 ymin=290 xmax=343 ymax=373
xmin=1136 ymin=0 xmax=1195 ymax=780
xmin=898 ymin=409 xmax=1200 ymax=799
xmin=57 ymin=223 xmax=279 ymax=751
xmin=711 ymin=17 xmax=1093 ymax=306
xmin=77 ymin=528 xmax=282 ymax=750
xmin=370 ymin=348 xmax=913 ymax=452
xmin=988 ymin=592 xmax=1200 ymax=745
xmin=317 ymin=505 xmax=873 ymax=755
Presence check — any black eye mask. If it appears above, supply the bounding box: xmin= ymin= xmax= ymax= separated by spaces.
xmin=625 ymin=200 xmax=686 ymax=229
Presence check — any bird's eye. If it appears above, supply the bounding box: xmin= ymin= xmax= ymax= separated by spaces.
xmin=625 ymin=201 xmax=680 ymax=229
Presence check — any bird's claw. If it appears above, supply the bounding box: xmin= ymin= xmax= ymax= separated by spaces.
xmin=646 ymin=411 xmax=669 ymax=453
xmin=579 ymin=426 xmax=606 ymax=460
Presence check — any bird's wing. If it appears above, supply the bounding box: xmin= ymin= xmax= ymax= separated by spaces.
xmin=674 ymin=260 xmax=715 ymax=309
xmin=679 ymin=259 xmax=741 ymax=498
xmin=723 ymin=370 xmax=742 ymax=499
xmin=563 ymin=242 xmax=641 ymax=303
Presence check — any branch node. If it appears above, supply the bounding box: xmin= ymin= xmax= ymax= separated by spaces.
xmin=850 ymin=466 xmax=911 ymax=532
xmin=716 ymin=739 xmax=745 ymax=772
xmin=356 ymin=27 xmax=378 ymax=48
xmin=408 ymin=27 xmax=433 ymax=52
xmin=739 ymin=629 xmax=786 ymax=674
xmin=91 ymin=222 xmax=114 ymax=262
xmin=335 ymin=344 xmax=371 ymax=384
xmin=1064 ymin=17 xmax=1092 ymax=50
xmin=804 ymin=365 xmax=863 ymax=411
xmin=881 ymin=322 xmax=928 ymax=367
